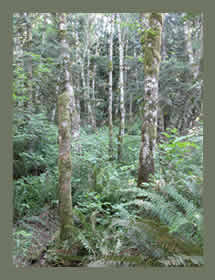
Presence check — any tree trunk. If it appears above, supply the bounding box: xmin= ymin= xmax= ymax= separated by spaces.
xmin=23 ymin=12 xmax=33 ymax=112
xmin=184 ymin=18 xmax=194 ymax=70
xmin=59 ymin=13 xmax=80 ymax=142
xmin=161 ymin=14 xmax=167 ymax=61
xmin=91 ymin=39 xmax=98 ymax=131
xmin=58 ymin=13 xmax=74 ymax=240
xmin=124 ymin=38 xmax=129 ymax=122
xmin=199 ymin=13 xmax=204 ymax=121
xmin=117 ymin=14 xmax=125 ymax=162
xmin=86 ymin=15 xmax=96 ymax=130
xmin=158 ymin=16 xmax=166 ymax=135
xmin=138 ymin=13 xmax=163 ymax=186
xmin=58 ymin=92 xmax=73 ymax=241
xmin=108 ymin=14 xmax=114 ymax=159
xmin=180 ymin=14 xmax=203 ymax=132
xmin=128 ymin=48 xmax=136 ymax=124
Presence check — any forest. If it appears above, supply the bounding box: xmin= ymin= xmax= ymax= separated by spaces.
xmin=12 ymin=12 xmax=204 ymax=268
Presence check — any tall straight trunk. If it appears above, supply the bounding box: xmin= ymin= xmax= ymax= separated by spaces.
xmin=161 ymin=14 xmax=167 ymax=61
xmin=81 ymin=49 xmax=95 ymax=130
xmin=129 ymin=92 xmax=133 ymax=123
xmin=75 ymin=29 xmax=81 ymax=143
xmin=86 ymin=15 xmax=96 ymax=130
xmin=129 ymin=48 xmax=136 ymax=124
xmin=158 ymin=14 xmax=167 ymax=134
xmin=124 ymin=38 xmax=128 ymax=122
xmin=117 ymin=14 xmax=125 ymax=162
xmin=199 ymin=13 xmax=204 ymax=120
xmin=115 ymin=93 xmax=119 ymax=118
xmin=180 ymin=14 xmax=204 ymax=131
xmin=108 ymin=14 xmax=114 ymax=159
xmin=86 ymin=18 xmax=91 ymax=122
xmin=81 ymin=56 xmax=87 ymax=112
xmin=184 ymin=18 xmax=195 ymax=76
xmin=59 ymin=14 xmax=80 ymax=141
xmin=138 ymin=13 xmax=163 ymax=186
xmin=73 ymin=29 xmax=81 ymax=152
xmin=58 ymin=92 xmax=73 ymax=241
xmin=58 ymin=13 xmax=73 ymax=240
xmin=93 ymin=40 xmax=99 ymax=97
xmin=91 ymin=39 xmax=99 ymax=131
xmin=42 ymin=13 xmax=48 ymax=46
xmin=23 ymin=12 xmax=33 ymax=111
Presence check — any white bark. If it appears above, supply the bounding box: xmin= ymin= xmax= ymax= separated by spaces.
xmin=117 ymin=13 xmax=125 ymax=161
xmin=108 ymin=14 xmax=114 ymax=158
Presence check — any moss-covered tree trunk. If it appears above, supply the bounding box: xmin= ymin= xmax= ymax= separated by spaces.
xmin=58 ymin=92 xmax=73 ymax=241
xmin=58 ymin=13 xmax=74 ymax=241
xmin=138 ymin=13 xmax=163 ymax=186
xmin=108 ymin=14 xmax=114 ymax=159
xmin=117 ymin=13 xmax=125 ymax=162
xmin=58 ymin=13 xmax=80 ymax=144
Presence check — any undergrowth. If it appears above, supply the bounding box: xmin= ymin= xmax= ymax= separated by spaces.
xmin=13 ymin=116 xmax=204 ymax=267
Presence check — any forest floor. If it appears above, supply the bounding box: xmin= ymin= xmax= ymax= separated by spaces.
xmin=13 ymin=207 xmax=146 ymax=268
xmin=13 ymin=207 xmax=59 ymax=267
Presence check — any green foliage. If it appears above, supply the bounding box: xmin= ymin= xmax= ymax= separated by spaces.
xmin=78 ymin=126 xmax=202 ymax=265
xmin=13 ymin=64 xmax=28 ymax=104
xmin=13 ymin=111 xmax=58 ymax=178
xmin=14 ymin=170 xmax=58 ymax=219
xmin=70 ymin=124 xmax=203 ymax=264
xmin=13 ymin=110 xmax=59 ymax=220
xmin=157 ymin=127 xmax=203 ymax=199
xmin=12 ymin=12 xmax=203 ymax=267
xmin=71 ymin=126 xmax=140 ymax=205
xmin=13 ymin=229 xmax=33 ymax=267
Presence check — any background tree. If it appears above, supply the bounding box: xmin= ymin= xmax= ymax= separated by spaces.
xmin=117 ymin=13 xmax=125 ymax=162
xmin=108 ymin=14 xmax=114 ymax=159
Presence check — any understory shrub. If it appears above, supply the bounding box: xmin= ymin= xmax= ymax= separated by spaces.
xmin=61 ymin=124 xmax=203 ymax=266
xmin=13 ymin=167 xmax=58 ymax=219
xmin=13 ymin=114 xmax=203 ymax=267
xmin=13 ymin=110 xmax=58 ymax=179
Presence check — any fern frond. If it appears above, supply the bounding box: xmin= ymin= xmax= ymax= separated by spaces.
xmin=163 ymin=184 xmax=198 ymax=217
xmin=158 ymin=255 xmax=204 ymax=267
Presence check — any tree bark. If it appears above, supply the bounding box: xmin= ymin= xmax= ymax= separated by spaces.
xmin=180 ymin=14 xmax=203 ymax=131
xmin=108 ymin=14 xmax=114 ymax=159
xmin=59 ymin=13 xmax=80 ymax=142
xmin=161 ymin=14 xmax=167 ymax=61
xmin=86 ymin=15 xmax=96 ymax=130
xmin=23 ymin=12 xmax=33 ymax=112
xmin=117 ymin=14 xmax=125 ymax=162
xmin=58 ymin=13 xmax=74 ymax=240
xmin=138 ymin=13 xmax=163 ymax=186
xmin=58 ymin=92 xmax=73 ymax=241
